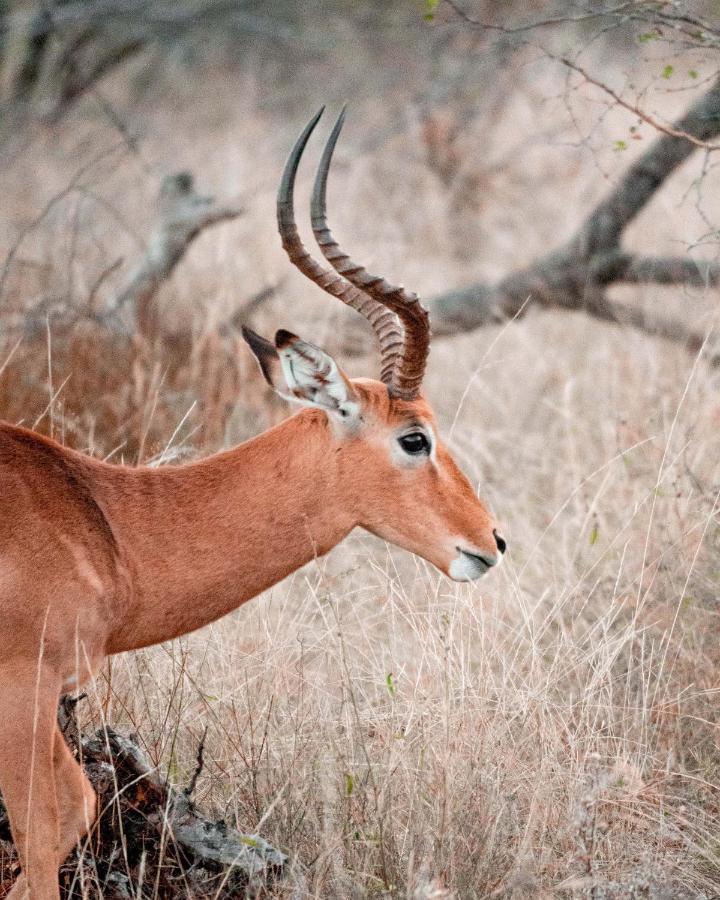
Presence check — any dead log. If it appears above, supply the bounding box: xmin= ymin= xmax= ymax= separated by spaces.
xmin=0 ymin=700 xmax=286 ymax=898
xmin=426 ymin=76 xmax=720 ymax=354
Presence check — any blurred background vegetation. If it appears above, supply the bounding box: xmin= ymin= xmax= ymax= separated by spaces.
xmin=1 ymin=1 xmax=719 ymax=457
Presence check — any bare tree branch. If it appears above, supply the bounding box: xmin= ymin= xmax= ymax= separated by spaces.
xmin=3 ymin=171 xmax=245 ymax=342
xmin=111 ymin=172 xmax=243 ymax=336
xmin=599 ymin=254 xmax=720 ymax=287
xmin=427 ymin=76 xmax=720 ymax=352
xmin=0 ymin=142 xmax=126 ymax=303
xmin=575 ymin=77 xmax=720 ymax=254
xmin=226 ymin=280 xmax=284 ymax=332
xmin=0 ymin=0 xmax=301 ymax=127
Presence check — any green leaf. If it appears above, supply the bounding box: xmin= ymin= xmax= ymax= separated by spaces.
xmin=661 ymin=64 xmax=674 ymax=79
xmin=637 ymin=32 xmax=658 ymax=43
xmin=689 ymin=69 xmax=699 ymax=79
xmin=589 ymin=523 xmax=599 ymax=545
xmin=424 ymin=0 xmax=438 ymax=20
xmin=344 ymin=773 xmax=354 ymax=795
xmin=613 ymin=140 xmax=628 ymax=151
xmin=385 ymin=672 xmax=396 ymax=698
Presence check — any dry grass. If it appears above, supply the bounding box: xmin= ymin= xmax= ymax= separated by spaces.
xmin=1 ymin=30 xmax=720 ymax=898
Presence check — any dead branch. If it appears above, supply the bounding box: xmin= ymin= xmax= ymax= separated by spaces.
xmin=0 ymin=706 xmax=286 ymax=898
xmin=427 ymin=76 xmax=720 ymax=352
xmin=184 ymin=725 xmax=209 ymax=798
xmin=112 ymin=172 xmax=243 ymax=338
xmin=0 ymin=142 xmax=127 ymax=304
xmin=226 ymin=280 xmax=284 ymax=332
xmin=2 ymin=171 xmax=246 ymax=343
xmin=1 ymin=1 xmax=299 ymax=127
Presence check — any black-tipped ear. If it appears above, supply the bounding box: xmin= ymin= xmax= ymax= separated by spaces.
xmin=274 ymin=328 xmax=298 ymax=350
xmin=241 ymin=326 xmax=281 ymax=386
xmin=243 ymin=326 xmax=359 ymax=419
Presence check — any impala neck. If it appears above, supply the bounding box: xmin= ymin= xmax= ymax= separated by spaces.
xmin=107 ymin=409 xmax=356 ymax=653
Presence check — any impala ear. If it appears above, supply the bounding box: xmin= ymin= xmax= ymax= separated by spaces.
xmin=241 ymin=326 xmax=283 ymax=387
xmin=242 ymin=326 xmax=359 ymax=418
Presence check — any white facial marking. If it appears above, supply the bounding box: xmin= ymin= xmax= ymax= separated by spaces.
xmin=449 ymin=548 xmax=499 ymax=582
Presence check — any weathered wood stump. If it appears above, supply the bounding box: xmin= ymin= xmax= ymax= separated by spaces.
xmin=0 ymin=700 xmax=286 ymax=898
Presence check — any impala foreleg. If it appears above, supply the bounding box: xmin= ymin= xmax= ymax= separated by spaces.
xmin=53 ymin=724 xmax=97 ymax=863
xmin=0 ymin=663 xmax=62 ymax=900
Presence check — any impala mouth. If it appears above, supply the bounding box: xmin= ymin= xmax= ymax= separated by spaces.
xmin=458 ymin=548 xmax=498 ymax=569
xmin=448 ymin=547 xmax=500 ymax=582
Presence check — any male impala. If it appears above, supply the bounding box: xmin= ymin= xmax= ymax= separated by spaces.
xmin=0 ymin=108 xmax=505 ymax=898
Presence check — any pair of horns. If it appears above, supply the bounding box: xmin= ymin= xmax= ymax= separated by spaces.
xmin=277 ymin=107 xmax=430 ymax=401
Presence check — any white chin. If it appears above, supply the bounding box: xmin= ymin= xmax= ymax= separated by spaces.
xmin=448 ymin=553 xmax=490 ymax=582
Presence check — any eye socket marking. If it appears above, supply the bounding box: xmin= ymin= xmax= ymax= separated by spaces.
xmin=398 ymin=431 xmax=431 ymax=456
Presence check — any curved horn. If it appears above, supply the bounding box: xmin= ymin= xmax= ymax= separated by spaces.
xmin=310 ymin=107 xmax=430 ymax=401
xmin=277 ymin=108 xmax=404 ymax=386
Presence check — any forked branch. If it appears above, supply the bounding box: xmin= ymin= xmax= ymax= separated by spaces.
xmin=114 ymin=172 xmax=243 ymax=336
xmin=427 ymin=76 xmax=720 ymax=353
xmin=5 ymin=171 xmax=245 ymax=342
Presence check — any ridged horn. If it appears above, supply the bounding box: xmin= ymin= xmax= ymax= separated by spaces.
xmin=310 ymin=107 xmax=430 ymax=401
xmin=277 ymin=108 xmax=404 ymax=387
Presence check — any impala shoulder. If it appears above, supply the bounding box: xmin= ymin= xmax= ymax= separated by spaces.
xmin=0 ymin=421 xmax=120 ymax=553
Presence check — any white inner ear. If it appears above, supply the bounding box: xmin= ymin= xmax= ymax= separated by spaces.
xmin=278 ymin=340 xmax=358 ymax=418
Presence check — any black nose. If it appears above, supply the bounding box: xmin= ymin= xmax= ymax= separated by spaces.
xmin=493 ymin=529 xmax=507 ymax=554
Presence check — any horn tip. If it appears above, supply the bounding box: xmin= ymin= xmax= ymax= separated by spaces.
xmin=331 ymin=105 xmax=348 ymax=136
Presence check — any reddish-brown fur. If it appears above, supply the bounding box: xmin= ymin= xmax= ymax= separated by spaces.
xmin=1 ymin=104 xmax=506 ymax=895
xmin=0 ymin=378 xmax=501 ymax=898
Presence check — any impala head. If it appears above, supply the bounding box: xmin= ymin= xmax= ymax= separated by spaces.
xmin=243 ymin=108 xmax=506 ymax=581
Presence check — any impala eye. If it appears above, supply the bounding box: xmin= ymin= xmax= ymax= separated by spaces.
xmin=399 ymin=431 xmax=431 ymax=456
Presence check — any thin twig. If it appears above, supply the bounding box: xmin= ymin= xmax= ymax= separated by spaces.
xmin=0 ymin=142 xmax=127 ymax=302
xmin=559 ymin=57 xmax=720 ymax=151
xmin=183 ymin=725 xmax=208 ymax=798
xmin=87 ymin=256 xmax=124 ymax=310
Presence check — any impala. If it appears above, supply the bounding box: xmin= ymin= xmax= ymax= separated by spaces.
xmin=0 ymin=108 xmax=505 ymax=898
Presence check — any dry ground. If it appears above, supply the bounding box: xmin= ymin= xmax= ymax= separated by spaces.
xmin=1 ymin=33 xmax=720 ymax=898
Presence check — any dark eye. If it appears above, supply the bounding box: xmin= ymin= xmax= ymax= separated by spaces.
xmin=399 ymin=432 xmax=431 ymax=455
